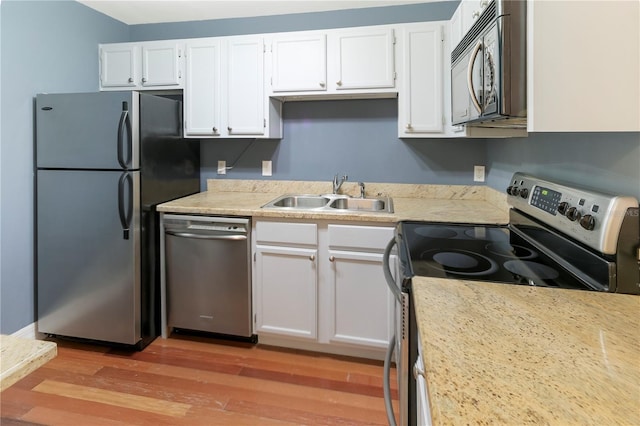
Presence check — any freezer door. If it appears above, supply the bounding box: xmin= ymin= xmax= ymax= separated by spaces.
xmin=36 ymin=169 xmax=141 ymax=345
xmin=36 ymin=92 xmax=139 ymax=170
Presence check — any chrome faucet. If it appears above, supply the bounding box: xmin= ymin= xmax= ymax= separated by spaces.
xmin=358 ymin=182 xmax=365 ymax=198
xmin=332 ymin=174 xmax=348 ymax=194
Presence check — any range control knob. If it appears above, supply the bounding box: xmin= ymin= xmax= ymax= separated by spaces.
xmin=557 ymin=202 xmax=569 ymax=215
xmin=506 ymin=186 xmax=513 ymax=195
xmin=519 ymin=188 xmax=529 ymax=199
xmin=566 ymin=207 xmax=581 ymax=222
xmin=579 ymin=214 xmax=596 ymax=231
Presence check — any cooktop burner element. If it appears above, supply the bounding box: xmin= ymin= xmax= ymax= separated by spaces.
xmin=486 ymin=243 xmax=537 ymax=259
xmin=421 ymin=249 xmax=499 ymax=276
xmin=504 ymin=260 xmax=560 ymax=282
xmin=414 ymin=226 xmax=458 ymax=239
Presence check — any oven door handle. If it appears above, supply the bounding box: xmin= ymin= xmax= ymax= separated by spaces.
xmin=384 ymin=335 xmax=398 ymax=426
xmin=383 ymin=238 xmax=402 ymax=303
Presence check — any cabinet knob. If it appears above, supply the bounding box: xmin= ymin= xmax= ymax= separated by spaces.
xmin=309 ymin=255 xmax=316 ymax=261
xmin=212 ymin=127 xmax=218 ymax=133
xmin=228 ymin=127 xmax=232 ymax=132
xmin=336 ymin=80 xmax=342 ymax=86
xmin=128 ymin=77 xmax=134 ymax=83
xmin=406 ymin=123 xmax=412 ymax=130
xmin=472 ymin=10 xmax=481 ymax=19
xmin=319 ymin=81 xmax=325 ymax=87
xmin=142 ymin=77 xmax=147 ymax=83
xmin=329 ymin=256 xmax=335 ymax=262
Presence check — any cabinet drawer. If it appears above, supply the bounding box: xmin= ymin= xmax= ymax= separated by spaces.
xmin=328 ymin=224 xmax=394 ymax=251
xmin=256 ymin=221 xmax=317 ymax=245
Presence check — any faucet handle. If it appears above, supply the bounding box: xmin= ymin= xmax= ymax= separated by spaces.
xmin=358 ymin=181 xmax=365 ymax=198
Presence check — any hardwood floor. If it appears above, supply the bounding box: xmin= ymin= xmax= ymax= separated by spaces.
xmin=1 ymin=334 xmax=398 ymax=425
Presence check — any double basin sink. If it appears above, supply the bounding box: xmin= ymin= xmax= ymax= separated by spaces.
xmin=262 ymin=194 xmax=394 ymax=213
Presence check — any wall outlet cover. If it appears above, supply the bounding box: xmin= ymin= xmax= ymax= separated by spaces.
xmin=262 ymin=160 xmax=272 ymax=176
xmin=217 ymin=160 xmax=226 ymax=175
xmin=474 ymin=165 xmax=485 ymax=182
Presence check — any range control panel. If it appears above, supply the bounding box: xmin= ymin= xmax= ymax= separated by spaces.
xmin=506 ymin=172 xmax=638 ymax=255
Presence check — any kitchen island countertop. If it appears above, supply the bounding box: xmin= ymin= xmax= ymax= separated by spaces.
xmin=157 ymin=179 xmax=509 ymax=224
xmin=412 ymin=277 xmax=640 ymax=425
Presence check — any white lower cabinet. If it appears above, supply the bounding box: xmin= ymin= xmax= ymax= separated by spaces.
xmin=254 ymin=245 xmax=318 ymax=339
xmin=253 ymin=219 xmax=395 ymax=357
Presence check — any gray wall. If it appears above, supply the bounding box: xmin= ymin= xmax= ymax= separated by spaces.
xmin=200 ymin=99 xmax=486 ymax=187
xmin=487 ymin=133 xmax=640 ymax=199
xmin=0 ymin=0 xmax=129 ymax=334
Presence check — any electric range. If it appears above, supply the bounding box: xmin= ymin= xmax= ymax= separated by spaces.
xmin=383 ymin=172 xmax=639 ymax=426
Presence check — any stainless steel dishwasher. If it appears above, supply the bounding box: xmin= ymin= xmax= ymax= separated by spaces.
xmin=163 ymin=214 xmax=254 ymax=340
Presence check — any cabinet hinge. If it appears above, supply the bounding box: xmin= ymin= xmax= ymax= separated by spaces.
xmin=254 ymin=313 xmax=257 ymax=324
xmin=264 ymin=118 xmax=267 ymax=128
xmin=393 ymin=71 xmax=397 ymax=80
xmin=178 ymin=48 xmax=182 ymax=57
xmin=263 ymin=43 xmax=266 ymax=53
xmin=253 ymin=252 xmax=256 ymax=261
xmin=393 ymin=36 xmax=397 ymax=45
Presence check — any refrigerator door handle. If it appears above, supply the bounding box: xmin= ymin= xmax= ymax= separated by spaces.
xmin=117 ymin=102 xmax=132 ymax=169
xmin=118 ymin=172 xmax=133 ymax=240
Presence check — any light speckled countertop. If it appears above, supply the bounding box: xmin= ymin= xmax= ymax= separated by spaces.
xmin=412 ymin=277 xmax=640 ymax=425
xmin=0 ymin=335 xmax=57 ymax=391
xmin=157 ymin=179 xmax=510 ymax=224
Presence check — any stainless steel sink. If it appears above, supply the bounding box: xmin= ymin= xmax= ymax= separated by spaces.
xmin=262 ymin=194 xmax=393 ymax=213
xmin=328 ymin=197 xmax=393 ymax=212
xmin=270 ymin=195 xmax=330 ymax=208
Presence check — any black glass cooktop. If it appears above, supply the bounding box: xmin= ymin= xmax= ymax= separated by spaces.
xmin=398 ymin=221 xmax=592 ymax=290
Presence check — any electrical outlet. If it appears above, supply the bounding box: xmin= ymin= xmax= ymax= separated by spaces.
xmin=217 ymin=160 xmax=226 ymax=175
xmin=474 ymin=165 xmax=485 ymax=182
xmin=262 ymin=160 xmax=272 ymax=177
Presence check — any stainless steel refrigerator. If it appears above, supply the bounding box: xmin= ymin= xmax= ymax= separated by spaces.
xmin=35 ymin=91 xmax=200 ymax=349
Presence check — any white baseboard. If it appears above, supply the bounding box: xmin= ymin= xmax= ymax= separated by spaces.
xmin=10 ymin=322 xmax=47 ymax=340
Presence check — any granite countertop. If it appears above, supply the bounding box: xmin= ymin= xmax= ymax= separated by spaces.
xmin=0 ymin=334 xmax=57 ymax=391
xmin=158 ymin=179 xmax=510 ymax=224
xmin=412 ymin=277 xmax=640 ymax=425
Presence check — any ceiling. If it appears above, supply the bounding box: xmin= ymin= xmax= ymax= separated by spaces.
xmin=77 ymin=0 xmax=435 ymax=25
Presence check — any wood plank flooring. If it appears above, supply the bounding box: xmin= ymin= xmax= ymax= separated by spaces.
xmin=1 ymin=334 xmax=398 ymax=425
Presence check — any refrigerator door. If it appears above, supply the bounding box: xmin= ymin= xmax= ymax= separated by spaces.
xmin=36 ymin=169 xmax=141 ymax=345
xmin=36 ymin=92 xmax=139 ymax=170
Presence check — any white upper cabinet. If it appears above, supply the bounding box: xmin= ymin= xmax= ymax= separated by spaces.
xmin=330 ymin=27 xmax=396 ymax=90
xmin=528 ymin=0 xmax=639 ymax=132
xmin=184 ymin=38 xmax=221 ymax=137
xmin=99 ymin=41 xmax=184 ymax=90
xmin=268 ymin=25 xmax=397 ymax=98
xmin=398 ymin=22 xmax=444 ymax=137
xmin=99 ymin=44 xmax=138 ymax=89
xmin=183 ymin=35 xmax=283 ymax=139
xmin=271 ymin=33 xmax=327 ymax=92
xmin=141 ymin=41 xmax=183 ymax=87
xmin=226 ymin=36 xmax=266 ymax=135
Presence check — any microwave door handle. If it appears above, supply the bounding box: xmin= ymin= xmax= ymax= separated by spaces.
xmin=467 ymin=40 xmax=483 ymax=114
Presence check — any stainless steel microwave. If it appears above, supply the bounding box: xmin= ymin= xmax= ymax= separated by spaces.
xmin=451 ymin=0 xmax=527 ymax=128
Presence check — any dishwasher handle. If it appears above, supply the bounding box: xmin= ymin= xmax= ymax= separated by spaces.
xmin=165 ymin=230 xmax=247 ymax=241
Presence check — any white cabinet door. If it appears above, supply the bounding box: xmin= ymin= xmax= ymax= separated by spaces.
xmin=184 ymin=39 xmax=221 ymax=137
xmin=254 ymin=245 xmax=318 ymax=340
xmin=330 ymin=28 xmax=396 ymax=90
xmin=100 ymin=44 xmax=138 ymax=88
xmin=271 ymin=33 xmax=327 ymax=92
xmin=226 ymin=36 xmax=265 ymax=135
xmin=399 ymin=23 xmax=444 ymax=136
xmin=326 ymin=250 xmax=395 ymax=349
xmin=141 ymin=42 xmax=182 ymax=87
